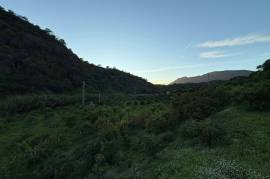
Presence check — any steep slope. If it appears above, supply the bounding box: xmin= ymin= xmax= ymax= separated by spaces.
xmin=0 ymin=7 xmax=155 ymax=95
xmin=170 ymin=70 xmax=253 ymax=84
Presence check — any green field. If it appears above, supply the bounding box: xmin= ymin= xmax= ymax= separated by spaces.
xmin=0 ymin=96 xmax=270 ymax=178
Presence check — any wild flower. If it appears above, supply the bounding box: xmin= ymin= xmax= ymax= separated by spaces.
xmin=196 ymin=159 xmax=270 ymax=179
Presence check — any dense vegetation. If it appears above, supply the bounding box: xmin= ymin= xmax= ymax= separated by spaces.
xmin=0 ymin=59 xmax=269 ymax=178
xmin=0 ymin=6 xmax=155 ymax=95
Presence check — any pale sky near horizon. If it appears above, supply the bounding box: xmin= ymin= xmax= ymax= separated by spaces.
xmin=1 ymin=0 xmax=270 ymax=84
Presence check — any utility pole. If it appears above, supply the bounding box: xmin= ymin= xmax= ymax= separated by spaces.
xmin=82 ymin=81 xmax=85 ymax=105
xmin=134 ymin=87 xmax=137 ymax=95
xmin=98 ymin=91 xmax=101 ymax=104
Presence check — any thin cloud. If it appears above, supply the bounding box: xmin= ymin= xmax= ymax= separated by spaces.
xmin=134 ymin=57 xmax=259 ymax=74
xmin=199 ymin=51 xmax=236 ymax=59
xmin=260 ymin=53 xmax=270 ymax=58
xmin=197 ymin=34 xmax=270 ymax=48
xmin=135 ymin=64 xmax=208 ymax=73
xmin=184 ymin=42 xmax=193 ymax=50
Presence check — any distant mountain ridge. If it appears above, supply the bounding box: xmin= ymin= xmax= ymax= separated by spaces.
xmin=170 ymin=70 xmax=253 ymax=84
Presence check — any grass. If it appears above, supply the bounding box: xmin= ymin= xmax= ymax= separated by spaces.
xmin=144 ymin=106 xmax=270 ymax=178
xmin=211 ymin=107 xmax=270 ymax=174
xmin=0 ymin=100 xmax=270 ymax=178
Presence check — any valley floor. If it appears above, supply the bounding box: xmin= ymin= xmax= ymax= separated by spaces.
xmin=0 ymin=101 xmax=270 ymax=178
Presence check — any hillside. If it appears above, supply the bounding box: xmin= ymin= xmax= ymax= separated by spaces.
xmin=170 ymin=70 xmax=253 ymax=84
xmin=0 ymin=7 xmax=155 ymax=95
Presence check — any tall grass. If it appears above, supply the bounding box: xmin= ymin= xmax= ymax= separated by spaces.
xmin=0 ymin=94 xmax=99 ymax=116
xmin=0 ymin=93 xmax=169 ymax=116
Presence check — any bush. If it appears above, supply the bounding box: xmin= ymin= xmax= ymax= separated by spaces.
xmin=139 ymin=134 xmax=160 ymax=155
xmin=0 ymin=94 xmax=99 ymax=116
xmin=240 ymin=81 xmax=270 ymax=111
xmin=128 ymin=111 xmax=149 ymax=129
xmin=171 ymin=92 xmax=222 ymax=122
xmin=158 ymin=131 xmax=174 ymax=143
xmin=180 ymin=119 xmax=226 ymax=147
xmin=147 ymin=114 xmax=170 ymax=134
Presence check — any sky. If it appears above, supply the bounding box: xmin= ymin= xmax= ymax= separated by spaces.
xmin=1 ymin=0 xmax=270 ymax=84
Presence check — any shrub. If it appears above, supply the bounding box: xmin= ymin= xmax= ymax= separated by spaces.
xmin=139 ymin=134 xmax=160 ymax=155
xmin=158 ymin=131 xmax=174 ymax=143
xmin=180 ymin=119 xmax=226 ymax=147
xmin=171 ymin=91 xmax=222 ymax=122
xmin=128 ymin=111 xmax=149 ymax=129
xmin=0 ymin=94 xmax=99 ymax=116
xmin=147 ymin=116 xmax=170 ymax=134
xmin=240 ymin=81 xmax=270 ymax=111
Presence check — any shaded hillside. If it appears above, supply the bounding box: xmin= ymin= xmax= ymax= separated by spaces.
xmin=170 ymin=70 xmax=253 ymax=84
xmin=0 ymin=7 xmax=155 ymax=95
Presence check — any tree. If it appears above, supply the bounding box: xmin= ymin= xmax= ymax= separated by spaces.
xmin=257 ymin=59 xmax=270 ymax=71
xmin=18 ymin=15 xmax=28 ymax=21
xmin=44 ymin=28 xmax=53 ymax=35
xmin=59 ymin=39 xmax=66 ymax=46
xmin=8 ymin=10 xmax=15 ymax=15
